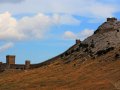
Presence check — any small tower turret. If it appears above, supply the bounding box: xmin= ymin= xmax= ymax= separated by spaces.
xmin=25 ymin=60 xmax=30 ymax=69
xmin=107 ymin=17 xmax=117 ymax=22
xmin=76 ymin=39 xmax=81 ymax=44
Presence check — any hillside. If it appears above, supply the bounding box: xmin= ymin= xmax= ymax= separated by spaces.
xmin=0 ymin=58 xmax=120 ymax=90
xmin=0 ymin=17 xmax=120 ymax=90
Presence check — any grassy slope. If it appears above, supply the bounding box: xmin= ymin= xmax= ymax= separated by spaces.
xmin=0 ymin=58 xmax=120 ymax=90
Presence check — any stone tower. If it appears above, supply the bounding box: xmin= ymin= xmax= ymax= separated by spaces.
xmin=25 ymin=60 xmax=30 ymax=69
xmin=6 ymin=55 xmax=15 ymax=65
xmin=76 ymin=39 xmax=81 ymax=44
xmin=107 ymin=17 xmax=117 ymax=22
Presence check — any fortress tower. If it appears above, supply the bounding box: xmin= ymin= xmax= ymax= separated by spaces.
xmin=76 ymin=39 xmax=81 ymax=44
xmin=25 ymin=60 xmax=31 ymax=69
xmin=107 ymin=17 xmax=117 ymax=22
xmin=6 ymin=55 xmax=15 ymax=65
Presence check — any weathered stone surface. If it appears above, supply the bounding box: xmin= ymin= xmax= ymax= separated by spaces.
xmin=83 ymin=17 xmax=120 ymax=55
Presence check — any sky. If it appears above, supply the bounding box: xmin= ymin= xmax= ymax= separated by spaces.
xmin=0 ymin=0 xmax=120 ymax=64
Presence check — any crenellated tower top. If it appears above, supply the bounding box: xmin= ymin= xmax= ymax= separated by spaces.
xmin=107 ymin=17 xmax=117 ymax=22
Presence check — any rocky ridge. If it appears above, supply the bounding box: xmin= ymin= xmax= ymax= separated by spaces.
xmin=61 ymin=17 xmax=120 ymax=63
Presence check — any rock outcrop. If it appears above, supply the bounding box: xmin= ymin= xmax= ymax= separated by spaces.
xmin=82 ymin=17 xmax=120 ymax=56
xmin=94 ymin=17 xmax=120 ymax=34
xmin=61 ymin=17 xmax=120 ymax=63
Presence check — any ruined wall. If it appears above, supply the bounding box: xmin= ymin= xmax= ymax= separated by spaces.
xmin=0 ymin=39 xmax=80 ymax=70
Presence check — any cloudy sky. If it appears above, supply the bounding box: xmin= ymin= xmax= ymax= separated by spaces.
xmin=0 ymin=0 xmax=120 ymax=64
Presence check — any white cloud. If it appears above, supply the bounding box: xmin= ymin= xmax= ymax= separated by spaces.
xmin=0 ymin=42 xmax=14 ymax=53
xmin=63 ymin=29 xmax=94 ymax=40
xmin=63 ymin=31 xmax=77 ymax=40
xmin=79 ymin=29 xmax=94 ymax=40
xmin=0 ymin=12 xmax=80 ymax=41
xmin=54 ymin=14 xmax=81 ymax=25
xmin=0 ymin=0 xmax=119 ymax=18
xmin=0 ymin=12 xmax=25 ymax=41
xmin=17 ymin=13 xmax=55 ymax=40
xmin=88 ymin=3 xmax=118 ymax=18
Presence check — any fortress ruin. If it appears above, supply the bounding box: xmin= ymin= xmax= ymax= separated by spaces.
xmin=0 ymin=39 xmax=82 ymax=72
xmin=0 ymin=55 xmax=31 ymax=72
xmin=107 ymin=17 xmax=117 ymax=22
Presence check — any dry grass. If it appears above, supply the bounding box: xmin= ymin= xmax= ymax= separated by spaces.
xmin=0 ymin=58 xmax=120 ymax=90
